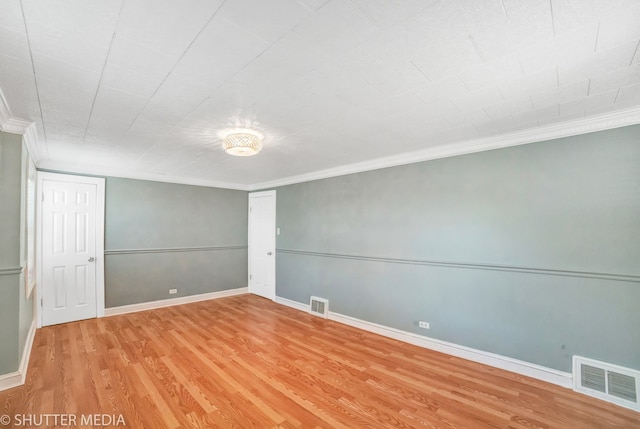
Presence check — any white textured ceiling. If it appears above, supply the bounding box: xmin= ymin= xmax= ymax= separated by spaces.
xmin=1 ymin=0 xmax=639 ymax=189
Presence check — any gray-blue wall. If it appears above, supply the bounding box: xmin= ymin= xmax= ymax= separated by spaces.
xmin=0 ymin=131 xmax=34 ymax=375
xmin=274 ymin=124 xmax=640 ymax=373
xmin=18 ymin=141 xmax=33 ymax=362
xmin=105 ymin=178 xmax=247 ymax=307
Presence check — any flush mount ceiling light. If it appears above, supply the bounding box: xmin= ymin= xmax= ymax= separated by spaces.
xmin=222 ymin=130 xmax=264 ymax=156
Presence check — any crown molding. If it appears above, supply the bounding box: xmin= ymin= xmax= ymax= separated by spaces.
xmin=0 ymin=88 xmax=43 ymax=164
xmin=22 ymin=122 xmax=42 ymax=163
xmin=38 ymin=106 xmax=640 ymax=192
xmin=3 ymin=81 xmax=640 ymax=191
xmin=37 ymin=159 xmax=251 ymax=191
xmin=0 ymin=88 xmax=31 ymax=134
xmin=248 ymin=106 xmax=640 ymax=190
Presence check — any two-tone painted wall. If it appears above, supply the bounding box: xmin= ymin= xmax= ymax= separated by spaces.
xmin=0 ymin=131 xmax=34 ymax=376
xmin=10 ymin=123 xmax=638 ymax=379
xmin=274 ymin=124 xmax=640 ymax=373
xmin=104 ymin=178 xmax=247 ymax=308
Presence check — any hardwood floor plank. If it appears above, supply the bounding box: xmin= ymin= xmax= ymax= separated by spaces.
xmin=160 ymin=356 xmax=217 ymax=414
xmin=1 ymin=294 xmax=638 ymax=428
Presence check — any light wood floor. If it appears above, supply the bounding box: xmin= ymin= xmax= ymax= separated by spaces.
xmin=1 ymin=294 xmax=638 ymax=428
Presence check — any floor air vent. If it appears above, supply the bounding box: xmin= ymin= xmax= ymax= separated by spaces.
xmin=574 ymin=356 xmax=640 ymax=411
xmin=309 ymin=296 xmax=329 ymax=318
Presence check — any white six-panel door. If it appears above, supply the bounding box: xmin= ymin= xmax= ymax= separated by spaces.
xmin=39 ymin=173 xmax=105 ymax=326
xmin=248 ymin=191 xmax=276 ymax=300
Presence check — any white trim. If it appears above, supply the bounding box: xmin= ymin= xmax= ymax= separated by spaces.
xmin=35 ymin=174 xmax=43 ymax=328
xmin=36 ymin=172 xmax=106 ymax=327
xmin=0 ymin=87 xmax=11 ymax=129
xmin=37 ymin=159 xmax=250 ymax=191
xmin=0 ymin=116 xmax=31 ymax=136
xmin=22 ymin=122 xmax=42 ymax=164
xmin=3 ymin=88 xmax=640 ymax=192
xmin=19 ymin=320 xmax=36 ymax=381
xmin=275 ymin=296 xmax=309 ymax=312
xmin=0 ymin=320 xmax=36 ymax=392
xmin=0 ymin=371 xmax=23 ymax=393
xmin=4 ymin=87 xmax=640 ymax=192
xmin=0 ymin=88 xmax=43 ymax=164
xmin=0 ymin=88 xmax=30 ymax=135
xmin=249 ymin=106 xmax=640 ymax=190
xmin=248 ymin=190 xmax=278 ymax=197
xmin=275 ymin=296 xmax=573 ymax=389
xmin=573 ymin=356 xmax=640 ymax=412
xmin=329 ymin=311 xmax=573 ymax=388
xmin=104 ymin=287 xmax=248 ymax=317
xmin=248 ymin=190 xmax=277 ymax=300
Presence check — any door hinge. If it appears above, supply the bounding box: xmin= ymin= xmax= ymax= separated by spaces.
xmin=249 ymin=274 xmax=252 ymax=280
xmin=40 ymin=298 xmax=43 ymax=307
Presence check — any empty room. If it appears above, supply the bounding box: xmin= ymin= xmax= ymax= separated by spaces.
xmin=0 ymin=0 xmax=639 ymax=428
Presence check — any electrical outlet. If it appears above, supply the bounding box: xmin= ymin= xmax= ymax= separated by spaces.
xmin=169 ymin=289 xmax=177 ymax=294
xmin=418 ymin=321 xmax=430 ymax=329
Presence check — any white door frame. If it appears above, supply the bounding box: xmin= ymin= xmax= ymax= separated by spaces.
xmin=248 ymin=190 xmax=276 ymax=300
xmin=35 ymin=172 xmax=106 ymax=328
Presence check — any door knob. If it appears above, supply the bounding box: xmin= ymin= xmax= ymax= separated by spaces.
xmin=88 ymin=257 xmax=95 ymax=262
xmin=267 ymin=252 xmax=273 ymax=256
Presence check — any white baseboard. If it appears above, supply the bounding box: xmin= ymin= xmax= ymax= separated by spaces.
xmin=275 ymin=296 xmax=309 ymax=312
xmin=0 ymin=319 xmax=37 ymax=391
xmin=104 ymin=287 xmax=248 ymax=317
xmin=275 ymin=296 xmax=573 ymax=389
xmin=0 ymin=372 xmax=22 ymax=393
xmin=19 ymin=320 xmax=36 ymax=379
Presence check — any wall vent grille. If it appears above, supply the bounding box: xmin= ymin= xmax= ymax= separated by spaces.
xmin=309 ymin=296 xmax=329 ymax=318
xmin=574 ymin=356 xmax=640 ymax=412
